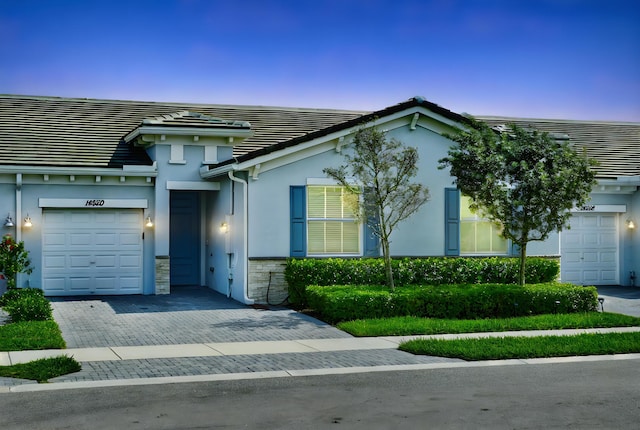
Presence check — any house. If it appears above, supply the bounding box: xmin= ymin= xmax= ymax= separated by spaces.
xmin=0 ymin=95 xmax=638 ymax=304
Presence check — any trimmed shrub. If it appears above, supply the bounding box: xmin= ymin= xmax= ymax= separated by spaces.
xmin=306 ymin=283 xmax=598 ymax=324
xmin=1 ymin=288 xmax=53 ymax=322
xmin=285 ymin=257 xmax=560 ymax=306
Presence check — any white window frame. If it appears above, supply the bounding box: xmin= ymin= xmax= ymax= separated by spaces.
xmin=460 ymin=195 xmax=509 ymax=255
xmin=306 ymin=183 xmax=362 ymax=256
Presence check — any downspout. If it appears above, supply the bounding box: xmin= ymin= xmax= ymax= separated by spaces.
xmin=228 ymin=170 xmax=254 ymax=305
xmin=15 ymin=173 xmax=22 ymax=242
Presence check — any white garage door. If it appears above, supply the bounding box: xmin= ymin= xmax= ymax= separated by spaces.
xmin=561 ymin=213 xmax=619 ymax=285
xmin=42 ymin=209 xmax=143 ymax=295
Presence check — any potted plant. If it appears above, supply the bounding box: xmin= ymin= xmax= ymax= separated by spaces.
xmin=0 ymin=234 xmax=33 ymax=293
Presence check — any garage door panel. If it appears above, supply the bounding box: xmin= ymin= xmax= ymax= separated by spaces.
xmin=43 ymin=278 xmax=65 ymax=292
xmin=582 ymin=216 xmax=598 ymax=228
xmin=95 ymin=277 xmax=118 ymax=290
xmin=600 ymin=251 xmax=616 ymax=263
xmin=69 ymin=278 xmax=92 ymax=291
xmin=119 ymin=233 xmax=141 ymax=246
xmin=600 ymin=215 xmax=617 ymax=227
xmin=43 ymin=209 xmax=143 ymax=296
xmin=44 ymin=233 xmax=66 ymax=247
xmin=583 ymin=234 xmax=598 ymax=246
xmin=43 ymin=255 xmax=66 ymax=269
xmin=70 ymin=233 xmax=92 ymax=246
xmin=71 ymin=212 xmax=92 ymax=223
xmin=120 ymin=277 xmax=143 ymax=290
xmin=69 ymin=255 xmax=91 ymax=268
xmin=602 ymin=271 xmax=618 ymax=282
xmin=600 ymin=233 xmax=616 ymax=246
xmin=96 ymin=233 xmax=118 ymax=246
xmin=95 ymin=255 xmax=117 ymax=267
xmin=120 ymin=255 xmax=141 ymax=268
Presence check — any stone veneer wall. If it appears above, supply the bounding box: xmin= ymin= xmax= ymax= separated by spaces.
xmin=248 ymin=258 xmax=288 ymax=304
xmin=155 ymin=256 xmax=171 ymax=294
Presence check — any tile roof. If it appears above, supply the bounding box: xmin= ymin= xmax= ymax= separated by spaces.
xmin=0 ymin=95 xmax=365 ymax=168
xmin=477 ymin=117 xmax=640 ymax=178
xmin=0 ymin=95 xmax=637 ymax=178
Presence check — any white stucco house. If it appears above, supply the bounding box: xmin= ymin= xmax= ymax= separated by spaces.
xmin=1 ymin=95 xmax=638 ymax=304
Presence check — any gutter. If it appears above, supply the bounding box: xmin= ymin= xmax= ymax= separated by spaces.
xmin=228 ymin=171 xmax=254 ymax=305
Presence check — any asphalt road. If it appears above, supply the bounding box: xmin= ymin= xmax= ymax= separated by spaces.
xmin=1 ymin=359 xmax=639 ymax=429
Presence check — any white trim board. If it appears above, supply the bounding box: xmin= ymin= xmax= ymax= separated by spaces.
xmin=39 ymin=198 xmax=148 ymax=209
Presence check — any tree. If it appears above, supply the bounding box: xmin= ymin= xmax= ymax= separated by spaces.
xmin=0 ymin=234 xmax=33 ymax=289
xmin=324 ymin=125 xmax=430 ymax=290
xmin=439 ymin=118 xmax=597 ymax=286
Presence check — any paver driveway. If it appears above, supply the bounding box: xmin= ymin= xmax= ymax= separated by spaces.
xmin=50 ymin=286 xmax=352 ymax=348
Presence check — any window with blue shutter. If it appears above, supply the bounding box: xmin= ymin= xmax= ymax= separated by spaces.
xmin=290 ymin=184 xmax=378 ymax=257
xmin=444 ymin=188 xmax=460 ymax=256
xmin=290 ymin=186 xmax=306 ymax=257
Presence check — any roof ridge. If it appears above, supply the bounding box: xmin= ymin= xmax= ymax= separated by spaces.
xmin=477 ymin=115 xmax=640 ymax=126
xmin=0 ymin=93 xmax=369 ymax=115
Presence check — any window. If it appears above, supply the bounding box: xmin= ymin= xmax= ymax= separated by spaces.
xmin=460 ymin=195 xmax=508 ymax=254
xmin=307 ymin=185 xmax=360 ymax=255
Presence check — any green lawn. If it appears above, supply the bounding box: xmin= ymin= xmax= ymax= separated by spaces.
xmin=0 ymin=356 xmax=81 ymax=382
xmin=399 ymin=332 xmax=640 ymax=360
xmin=337 ymin=313 xmax=640 ymax=337
xmin=0 ymin=321 xmax=66 ymax=351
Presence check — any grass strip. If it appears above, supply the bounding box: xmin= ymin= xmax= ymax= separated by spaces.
xmin=337 ymin=313 xmax=640 ymax=337
xmin=0 ymin=355 xmax=81 ymax=382
xmin=399 ymin=332 xmax=640 ymax=361
xmin=0 ymin=321 xmax=66 ymax=351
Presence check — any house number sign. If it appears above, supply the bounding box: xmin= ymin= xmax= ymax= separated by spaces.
xmin=85 ymin=199 xmax=106 ymax=207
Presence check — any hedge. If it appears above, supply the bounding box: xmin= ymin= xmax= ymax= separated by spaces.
xmin=285 ymin=257 xmax=560 ymax=306
xmin=306 ymin=283 xmax=598 ymax=324
xmin=0 ymin=288 xmax=53 ymax=322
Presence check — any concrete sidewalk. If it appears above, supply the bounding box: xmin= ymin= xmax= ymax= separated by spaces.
xmin=2 ymin=327 xmax=640 ymax=392
xmin=1 ymin=286 xmax=639 ymax=392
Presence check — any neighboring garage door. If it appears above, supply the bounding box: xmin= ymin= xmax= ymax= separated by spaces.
xmin=561 ymin=213 xmax=619 ymax=285
xmin=42 ymin=209 xmax=143 ymax=295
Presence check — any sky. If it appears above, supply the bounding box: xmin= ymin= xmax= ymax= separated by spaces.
xmin=1 ymin=0 xmax=639 ymax=121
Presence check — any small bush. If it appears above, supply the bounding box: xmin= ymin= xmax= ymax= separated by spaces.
xmin=1 ymin=288 xmax=53 ymax=322
xmin=306 ymin=283 xmax=598 ymax=324
xmin=286 ymin=257 xmax=560 ymax=306
xmin=0 ymin=287 xmax=45 ymax=307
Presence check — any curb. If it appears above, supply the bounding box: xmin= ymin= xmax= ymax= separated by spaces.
xmin=6 ymin=353 xmax=640 ymax=393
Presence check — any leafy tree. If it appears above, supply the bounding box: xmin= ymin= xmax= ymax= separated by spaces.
xmin=0 ymin=234 xmax=33 ymax=289
xmin=324 ymin=125 xmax=430 ymax=289
xmin=439 ymin=119 xmax=597 ymax=286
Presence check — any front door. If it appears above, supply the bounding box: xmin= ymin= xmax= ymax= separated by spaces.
xmin=170 ymin=191 xmax=200 ymax=286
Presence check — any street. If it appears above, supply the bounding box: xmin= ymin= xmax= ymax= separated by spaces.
xmin=1 ymin=358 xmax=638 ymax=429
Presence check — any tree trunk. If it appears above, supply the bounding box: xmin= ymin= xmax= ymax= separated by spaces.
xmin=382 ymin=236 xmax=394 ymax=290
xmin=518 ymin=241 xmax=527 ymax=286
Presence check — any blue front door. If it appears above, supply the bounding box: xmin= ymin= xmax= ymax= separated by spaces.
xmin=170 ymin=191 xmax=200 ymax=286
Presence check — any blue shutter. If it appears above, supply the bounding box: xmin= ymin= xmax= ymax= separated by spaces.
xmin=363 ymin=215 xmax=380 ymax=257
xmin=444 ymin=188 xmax=460 ymax=256
xmin=290 ymin=186 xmax=306 ymax=257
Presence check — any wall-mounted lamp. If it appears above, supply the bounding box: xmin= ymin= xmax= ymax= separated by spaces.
xmin=4 ymin=213 xmax=14 ymax=228
xmin=145 ymin=216 xmax=154 ymax=228
xmin=23 ymin=215 xmax=32 ymax=228
xmin=219 ymin=221 xmax=229 ymax=234
xmin=627 ymin=218 xmax=636 ymax=230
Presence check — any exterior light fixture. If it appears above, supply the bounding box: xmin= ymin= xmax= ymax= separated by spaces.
xmin=4 ymin=214 xmax=14 ymax=227
xmin=23 ymin=215 xmax=32 ymax=228
xmin=626 ymin=218 xmax=636 ymax=229
xmin=145 ymin=216 xmax=154 ymax=228
xmin=220 ymin=221 xmax=229 ymax=234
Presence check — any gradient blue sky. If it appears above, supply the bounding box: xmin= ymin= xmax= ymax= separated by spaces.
xmin=1 ymin=0 xmax=639 ymax=121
